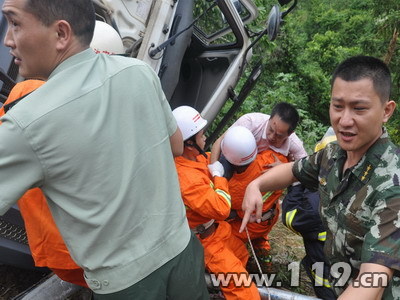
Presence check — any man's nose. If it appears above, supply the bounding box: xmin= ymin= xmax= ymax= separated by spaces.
xmin=4 ymin=26 xmax=15 ymax=48
xmin=339 ymin=108 xmax=354 ymax=127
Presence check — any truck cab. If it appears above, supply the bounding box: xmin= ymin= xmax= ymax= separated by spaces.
xmin=94 ymin=0 xmax=259 ymax=123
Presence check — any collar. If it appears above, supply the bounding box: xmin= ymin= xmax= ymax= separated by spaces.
xmin=175 ymin=153 xmax=210 ymax=170
xmin=48 ymin=49 xmax=96 ymax=80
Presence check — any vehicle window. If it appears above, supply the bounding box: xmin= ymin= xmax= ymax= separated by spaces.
xmin=193 ymin=0 xmax=250 ymax=46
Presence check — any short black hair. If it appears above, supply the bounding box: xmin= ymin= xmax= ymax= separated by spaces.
xmin=270 ymin=102 xmax=299 ymax=134
xmin=25 ymin=0 xmax=95 ymax=45
xmin=332 ymin=56 xmax=392 ymax=103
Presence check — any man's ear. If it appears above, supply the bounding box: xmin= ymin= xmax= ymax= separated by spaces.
xmin=383 ymin=100 xmax=396 ymax=123
xmin=54 ymin=20 xmax=73 ymax=51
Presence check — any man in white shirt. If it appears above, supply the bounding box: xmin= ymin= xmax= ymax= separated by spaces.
xmin=211 ymin=102 xmax=307 ymax=164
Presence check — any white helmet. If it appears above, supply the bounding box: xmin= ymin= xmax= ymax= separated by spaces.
xmin=172 ymin=106 xmax=208 ymax=141
xmin=90 ymin=21 xmax=124 ymax=55
xmin=221 ymin=126 xmax=257 ymax=166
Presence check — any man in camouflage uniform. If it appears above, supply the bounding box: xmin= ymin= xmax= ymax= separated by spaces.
xmin=293 ymin=128 xmax=400 ymax=298
xmin=240 ymin=55 xmax=400 ymax=299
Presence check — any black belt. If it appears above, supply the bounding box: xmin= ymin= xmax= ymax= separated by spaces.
xmin=200 ymin=222 xmax=218 ymax=239
xmin=195 ymin=222 xmax=218 ymax=239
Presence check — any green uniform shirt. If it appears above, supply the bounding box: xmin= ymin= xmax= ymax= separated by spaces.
xmin=0 ymin=49 xmax=190 ymax=294
xmin=293 ymin=129 xmax=400 ymax=299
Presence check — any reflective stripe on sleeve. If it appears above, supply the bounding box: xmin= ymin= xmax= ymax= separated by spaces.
xmin=261 ymin=191 xmax=273 ymax=203
xmin=215 ymin=189 xmax=231 ymax=207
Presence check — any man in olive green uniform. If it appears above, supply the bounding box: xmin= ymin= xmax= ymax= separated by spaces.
xmin=241 ymin=56 xmax=400 ymax=299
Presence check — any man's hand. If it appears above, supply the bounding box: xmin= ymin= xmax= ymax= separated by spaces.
xmin=241 ymin=162 xmax=297 ymax=232
xmin=262 ymin=153 xmax=283 ymax=173
xmin=239 ymin=180 xmax=263 ymax=232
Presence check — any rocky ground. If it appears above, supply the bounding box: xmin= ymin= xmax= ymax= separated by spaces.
xmin=268 ymin=218 xmax=316 ymax=297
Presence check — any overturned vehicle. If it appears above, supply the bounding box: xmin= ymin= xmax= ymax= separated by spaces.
xmin=0 ymin=0 xmax=309 ymax=299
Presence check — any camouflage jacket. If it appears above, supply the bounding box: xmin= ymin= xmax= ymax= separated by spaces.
xmin=293 ymin=129 xmax=400 ymax=299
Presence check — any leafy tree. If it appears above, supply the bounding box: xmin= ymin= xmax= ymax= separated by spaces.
xmin=213 ymin=0 xmax=400 ymax=150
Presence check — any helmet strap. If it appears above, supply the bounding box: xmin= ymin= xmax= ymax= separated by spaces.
xmin=185 ymin=137 xmax=207 ymax=158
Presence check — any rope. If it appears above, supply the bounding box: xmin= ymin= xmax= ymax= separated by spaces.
xmin=245 ymin=226 xmax=271 ymax=300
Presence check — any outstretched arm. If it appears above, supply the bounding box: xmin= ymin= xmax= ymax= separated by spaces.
xmin=240 ymin=162 xmax=297 ymax=232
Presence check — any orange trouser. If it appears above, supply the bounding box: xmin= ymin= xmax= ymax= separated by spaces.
xmin=229 ymin=212 xmax=280 ymax=251
xmin=200 ymin=221 xmax=260 ymax=300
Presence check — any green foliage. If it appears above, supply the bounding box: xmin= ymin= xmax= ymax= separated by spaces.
xmin=387 ymin=110 xmax=400 ymax=146
xmin=296 ymin=109 xmax=328 ymax=154
xmin=212 ymin=0 xmax=400 ymax=147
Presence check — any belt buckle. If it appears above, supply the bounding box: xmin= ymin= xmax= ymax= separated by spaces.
xmin=261 ymin=208 xmax=275 ymax=222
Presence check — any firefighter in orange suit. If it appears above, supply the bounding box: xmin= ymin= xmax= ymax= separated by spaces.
xmin=173 ymin=106 xmax=260 ymax=300
xmin=0 ymin=79 xmax=87 ymax=287
xmin=221 ymin=126 xmax=288 ymax=256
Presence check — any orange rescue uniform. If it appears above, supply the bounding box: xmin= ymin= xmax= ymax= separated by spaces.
xmin=0 ymin=80 xmax=87 ymax=287
xmin=175 ymin=154 xmax=260 ymax=300
xmin=228 ymin=150 xmax=288 ymax=250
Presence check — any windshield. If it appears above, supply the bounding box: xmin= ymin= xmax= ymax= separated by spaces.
xmin=193 ymin=0 xmax=251 ymax=46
